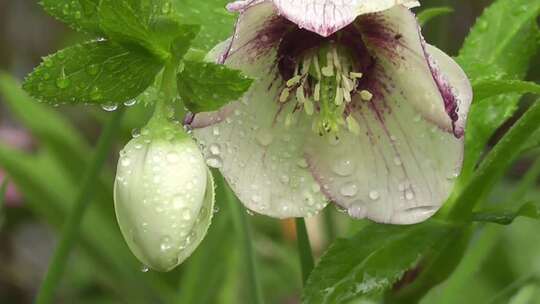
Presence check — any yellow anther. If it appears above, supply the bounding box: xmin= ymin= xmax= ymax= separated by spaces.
xmin=334 ymin=86 xmax=344 ymax=106
xmin=314 ymin=83 xmax=321 ymax=101
xmin=279 ymin=89 xmax=290 ymax=103
xmin=343 ymin=88 xmax=352 ymax=103
xmin=350 ymin=72 xmax=364 ymax=79
xmin=296 ymin=86 xmax=306 ymax=104
xmin=286 ymin=75 xmax=302 ymax=87
xmin=360 ymin=90 xmax=373 ymax=101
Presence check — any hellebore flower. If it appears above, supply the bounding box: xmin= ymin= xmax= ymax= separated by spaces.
xmin=189 ymin=0 xmax=472 ymax=224
xmin=114 ymin=117 xmax=214 ymax=271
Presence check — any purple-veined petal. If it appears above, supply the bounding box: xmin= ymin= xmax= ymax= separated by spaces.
xmin=193 ymin=78 xmax=328 ymax=218
xmin=219 ymin=1 xmax=291 ymax=74
xmin=190 ymin=2 xmax=327 ymax=218
xmin=305 ymin=92 xmax=464 ymax=224
xmin=272 ymin=0 xmax=420 ymax=37
xmin=302 ymin=6 xmax=471 ymax=225
xmin=425 ymin=44 xmax=472 ymax=136
xmin=356 ymin=5 xmax=471 ymax=138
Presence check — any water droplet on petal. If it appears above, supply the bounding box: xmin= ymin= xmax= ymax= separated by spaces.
xmin=256 ymin=129 xmax=274 ymax=146
xmin=405 ymin=190 xmax=415 ymax=201
xmin=369 ymin=190 xmax=380 ymax=201
xmin=209 ymin=143 xmax=221 ymax=155
xmin=332 ymin=159 xmax=355 ymax=176
xmin=340 ymin=183 xmax=358 ymax=197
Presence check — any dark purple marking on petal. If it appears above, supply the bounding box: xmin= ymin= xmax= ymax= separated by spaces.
xmin=221 ymin=11 xmax=292 ymax=65
xmin=419 ymin=36 xmax=462 ymax=138
xmin=355 ymin=14 xmax=407 ymax=64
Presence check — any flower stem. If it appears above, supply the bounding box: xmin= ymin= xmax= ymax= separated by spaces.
xmin=323 ymin=208 xmax=336 ymax=242
xmin=35 ymin=108 xmax=124 ymax=304
xmin=449 ymin=101 xmax=540 ymax=220
xmin=295 ymin=218 xmax=315 ymax=284
xmin=222 ymin=176 xmax=265 ymax=304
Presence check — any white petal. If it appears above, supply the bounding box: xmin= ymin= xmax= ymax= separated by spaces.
xmin=272 ymin=0 xmax=420 ymax=37
xmin=357 ymin=5 xmax=471 ymax=137
xmin=305 ymin=94 xmax=463 ymax=224
xmin=192 ymin=1 xmax=328 ymax=218
xmin=193 ymin=78 xmax=328 ymax=218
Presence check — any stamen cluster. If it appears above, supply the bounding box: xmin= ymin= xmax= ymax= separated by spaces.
xmin=278 ymin=44 xmax=373 ymax=136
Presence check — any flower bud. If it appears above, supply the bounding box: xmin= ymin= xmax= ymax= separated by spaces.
xmin=114 ymin=119 xmax=214 ymax=272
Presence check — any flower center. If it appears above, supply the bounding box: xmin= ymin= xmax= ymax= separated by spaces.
xmin=276 ymin=26 xmax=375 ymax=137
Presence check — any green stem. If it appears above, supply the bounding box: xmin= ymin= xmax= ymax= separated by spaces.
xmin=449 ymin=101 xmax=540 ymax=220
xmin=35 ymin=109 xmax=125 ymax=304
xmin=295 ymin=218 xmax=315 ymax=284
xmin=222 ymin=176 xmax=265 ymax=304
xmin=511 ymin=157 xmax=540 ymax=202
xmin=323 ymin=208 xmax=336 ymax=242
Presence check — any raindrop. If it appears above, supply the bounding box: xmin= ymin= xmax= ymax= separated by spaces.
xmin=159 ymin=236 xmax=172 ymax=251
xmin=86 ymin=64 xmax=100 ymax=76
xmin=124 ymin=99 xmax=137 ymax=107
xmin=131 ymin=128 xmax=141 ymax=138
xmin=182 ymin=208 xmax=192 ymax=220
xmin=206 ymin=156 xmax=223 ymax=168
xmin=297 ymin=159 xmax=308 ymax=168
xmin=369 ymin=190 xmax=380 ymax=201
xmin=120 ymin=157 xmax=131 ymax=167
xmin=101 ymin=103 xmax=118 ymax=112
xmin=90 ymin=87 xmax=102 ymax=101
xmin=141 ymin=265 xmax=150 ymax=273
xmin=393 ymin=157 xmax=402 ymax=166
xmin=161 ymin=2 xmax=171 ymax=13
xmin=405 ymin=190 xmax=415 ymax=201
xmin=209 ymin=143 xmax=221 ymax=155
xmin=340 ymin=183 xmax=358 ymax=197
xmin=56 ymin=77 xmax=70 ymax=89
xmin=256 ymin=129 xmax=274 ymax=146
xmin=332 ymin=159 xmax=355 ymax=176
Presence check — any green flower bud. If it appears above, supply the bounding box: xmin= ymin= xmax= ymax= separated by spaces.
xmin=114 ymin=119 xmax=214 ymax=272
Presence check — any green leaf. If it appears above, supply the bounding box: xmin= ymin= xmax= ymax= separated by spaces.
xmin=473 ymin=79 xmax=540 ymax=102
xmin=302 ymin=220 xmax=458 ymax=304
xmin=177 ymin=61 xmax=253 ymax=112
xmin=457 ymin=0 xmax=540 ymax=175
xmin=40 ymin=0 xmax=102 ymax=34
xmin=472 ymin=201 xmax=540 ymax=225
xmin=98 ymin=0 xmax=199 ymax=60
xmin=417 ymin=7 xmax=454 ymax=27
xmin=450 ymin=101 xmax=540 ymax=218
xmin=22 ymin=40 xmax=163 ymax=105
xmin=173 ymin=0 xmax=235 ymax=51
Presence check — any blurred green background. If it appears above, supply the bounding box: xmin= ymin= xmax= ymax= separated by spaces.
xmin=0 ymin=0 xmax=539 ymax=303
